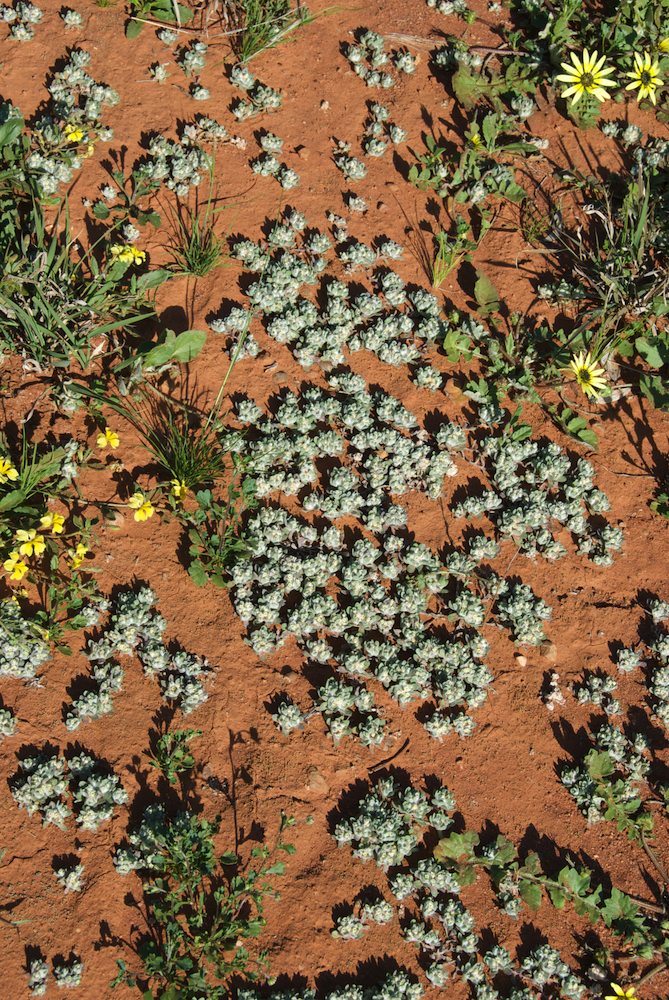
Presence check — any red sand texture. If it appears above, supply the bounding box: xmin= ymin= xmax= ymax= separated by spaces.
xmin=1 ymin=0 xmax=669 ymax=998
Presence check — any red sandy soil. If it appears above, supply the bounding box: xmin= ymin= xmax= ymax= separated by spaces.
xmin=0 ymin=0 xmax=668 ymax=998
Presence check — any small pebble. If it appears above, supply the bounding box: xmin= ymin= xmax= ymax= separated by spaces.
xmin=539 ymin=641 xmax=557 ymax=663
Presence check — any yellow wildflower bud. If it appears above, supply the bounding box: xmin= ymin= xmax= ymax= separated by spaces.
xmin=110 ymin=243 xmax=146 ymax=266
xmin=68 ymin=542 xmax=89 ymax=569
xmin=171 ymin=479 xmax=188 ymax=502
xmin=63 ymin=123 xmax=85 ymax=144
xmin=128 ymin=492 xmax=155 ymax=522
xmin=40 ymin=512 xmax=65 ymax=534
xmin=15 ymin=529 xmax=46 ymax=558
xmin=3 ymin=551 xmax=28 ymax=581
xmin=0 ymin=457 xmax=19 ymax=484
xmin=96 ymin=427 xmax=120 ymax=450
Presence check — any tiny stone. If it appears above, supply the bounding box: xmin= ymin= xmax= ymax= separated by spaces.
xmin=514 ymin=653 xmax=527 ymax=667
xmin=306 ymin=766 xmax=328 ymax=795
xmin=539 ymin=641 xmax=557 ymax=663
xmin=376 ymin=200 xmax=388 ymax=212
xmin=320 ymin=100 xmax=329 ymax=110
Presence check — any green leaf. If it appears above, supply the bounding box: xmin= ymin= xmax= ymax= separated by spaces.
xmin=144 ymin=210 xmax=162 ymax=228
xmin=0 ymin=117 xmax=24 ymax=148
xmin=547 ymin=885 xmax=567 ymax=908
xmin=92 ymin=202 xmax=110 ymax=220
xmin=600 ymin=888 xmax=640 ymax=926
xmin=636 ymin=335 xmax=669 ymax=369
xmin=492 ymin=836 xmax=519 ymax=866
xmin=0 ymin=488 xmax=26 ymax=512
xmin=558 ymin=865 xmax=590 ymax=896
xmin=452 ymin=66 xmax=491 ymax=109
xmin=555 ymin=407 xmax=598 ymax=448
xmin=650 ymin=490 xmax=669 ymax=520
xmin=141 ymin=328 xmax=207 ymax=369
xmin=434 ymin=830 xmax=480 ymax=863
xmin=640 ymin=374 xmax=669 ymax=410
xmin=586 ymin=750 xmax=615 ymax=780
xmin=188 ymin=561 xmax=209 ymax=587
xmin=518 ymin=879 xmax=542 ymax=910
xmin=442 ymin=326 xmax=477 ymax=363
xmin=125 ymin=18 xmax=143 ymax=38
xmin=219 ymin=851 xmax=239 ymax=866
xmin=474 ymin=270 xmax=500 ymax=315
xmin=135 ymin=267 xmax=172 ymax=291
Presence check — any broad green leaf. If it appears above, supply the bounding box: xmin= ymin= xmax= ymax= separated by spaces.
xmin=434 ymin=830 xmax=479 ymax=863
xmin=636 ymin=335 xmax=669 ymax=369
xmin=135 ymin=267 xmax=172 ymax=291
xmin=474 ymin=270 xmax=500 ymax=315
xmin=586 ymin=750 xmax=614 ymax=780
xmin=0 ymin=489 xmax=26 ymax=512
xmin=518 ymin=879 xmax=542 ymax=910
xmin=443 ymin=326 xmax=477 ymax=363
xmin=640 ymin=373 xmax=669 ymax=410
xmin=125 ymin=18 xmax=143 ymax=38
xmin=452 ymin=66 xmax=491 ymax=109
xmin=187 ymin=561 xmax=209 ymax=587
xmin=547 ymin=885 xmax=567 ymax=908
xmin=142 ymin=328 xmax=207 ymax=369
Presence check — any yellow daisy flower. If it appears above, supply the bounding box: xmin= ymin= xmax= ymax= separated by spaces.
xmin=40 ymin=512 xmax=65 ymax=535
xmin=606 ymin=984 xmax=637 ymax=1000
xmin=110 ymin=243 xmax=146 ymax=266
xmin=626 ymin=51 xmax=663 ymax=105
xmin=171 ymin=479 xmax=188 ymax=502
xmin=96 ymin=427 xmax=120 ymax=450
xmin=3 ymin=551 xmax=28 ymax=581
xmin=68 ymin=542 xmax=89 ymax=569
xmin=128 ymin=492 xmax=155 ymax=522
xmin=0 ymin=457 xmax=19 ymax=484
xmin=567 ymin=351 xmax=608 ymax=401
xmin=63 ymin=123 xmax=85 ymax=144
xmin=556 ymin=48 xmax=617 ymax=105
xmin=15 ymin=529 xmax=46 ymax=558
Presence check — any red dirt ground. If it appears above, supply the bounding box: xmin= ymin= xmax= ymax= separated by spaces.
xmin=1 ymin=0 xmax=668 ymax=997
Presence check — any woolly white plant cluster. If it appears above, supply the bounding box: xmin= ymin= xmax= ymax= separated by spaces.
xmin=28 ymin=954 xmax=83 ymax=995
xmin=11 ymin=746 xmax=127 ymax=830
xmin=222 ymin=376 xmax=592 ymax=745
xmin=211 ymin=206 xmax=480 ymax=379
xmin=453 ymin=435 xmax=623 ymax=566
xmin=0 ymin=0 xmax=42 ymax=40
xmin=344 ymin=29 xmax=417 ymax=88
xmin=135 ymin=116 xmax=242 ymax=197
xmin=611 ymin=597 xmax=669 ymax=729
xmin=230 ymin=63 xmax=283 ymax=119
xmin=24 ymin=49 xmax=118 ymax=194
xmin=333 ymin=773 xmax=587 ymax=999
xmin=238 ymin=970 xmax=423 ymax=1000
xmin=0 ymin=599 xmax=52 ymax=680
xmin=559 ymin=596 xmax=669 ymax=823
xmin=113 ymin=803 xmax=201 ymax=875
xmin=560 ymin=721 xmax=651 ymax=826
xmin=65 ymin=586 xmax=212 ymax=726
